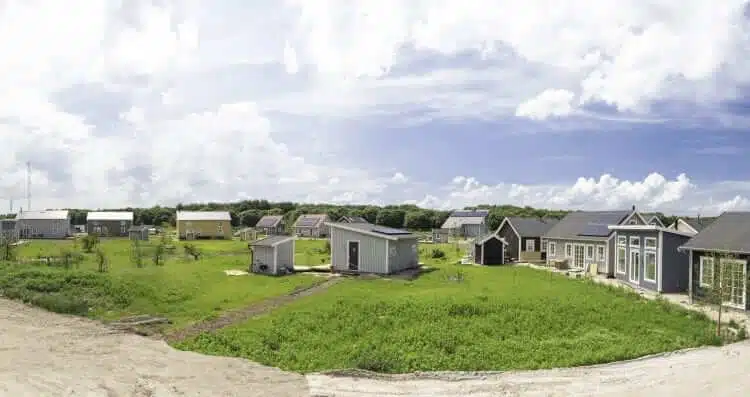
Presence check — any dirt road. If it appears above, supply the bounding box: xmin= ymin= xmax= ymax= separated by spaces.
xmin=4 ymin=296 xmax=750 ymax=397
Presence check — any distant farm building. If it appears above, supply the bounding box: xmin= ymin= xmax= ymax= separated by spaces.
xmin=128 ymin=225 xmax=150 ymax=241
xmin=255 ymin=215 xmax=285 ymax=235
xmin=327 ymin=222 xmax=419 ymax=275
xmin=293 ymin=214 xmax=330 ymax=237
xmin=440 ymin=209 xmax=489 ymax=238
xmin=176 ymin=211 xmax=232 ymax=240
xmin=16 ymin=210 xmax=71 ymax=239
xmin=86 ymin=211 xmax=134 ymax=237
xmin=431 ymin=228 xmax=449 ymax=243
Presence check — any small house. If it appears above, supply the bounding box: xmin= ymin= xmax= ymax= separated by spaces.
xmin=16 ymin=210 xmax=71 ymax=239
xmin=0 ymin=219 xmax=18 ymax=242
xmin=608 ymin=223 xmax=694 ymax=293
xmin=86 ymin=211 xmax=134 ymax=237
xmin=440 ymin=209 xmax=489 ymax=238
xmin=128 ymin=226 xmax=150 ymax=241
xmin=543 ymin=208 xmax=646 ymax=274
xmin=176 ymin=211 xmax=232 ymax=240
xmin=473 ymin=233 xmax=508 ymax=265
xmin=293 ymin=214 xmax=330 ymax=237
xmin=431 ymin=228 xmax=449 ymax=243
xmin=327 ymin=222 xmax=419 ymax=274
xmin=249 ymin=235 xmax=296 ymax=276
xmin=338 ymin=216 xmax=368 ymax=224
xmin=667 ymin=217 xmax=716 ymax=235
xmin=495 ymin=217 xmax=559 ymax=263
xmin=235 ymin=227 xmax=257 ymax=241
xmin=678 ymin=212 xmax=750 ymax=310
xmin=255 ymin=215 xmax=285 ymax=235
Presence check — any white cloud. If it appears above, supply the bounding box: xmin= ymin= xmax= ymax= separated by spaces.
xmin=390 ymin=172 xmax=408 ymax=184
xmin=515 ymin=89 xmax=576 ymax=120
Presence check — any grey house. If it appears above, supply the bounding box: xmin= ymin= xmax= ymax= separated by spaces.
xmin=667 ymin=217 xmax=715 ymax=235
xmin=128 ymin=226 xmax=150 ymax=241
xmin=293 ymin=214 xmax=330 ymax=238
xmin=255 ymin=215 xmax=285 ymax=235
xmin=678 ymin=212 xmax=750 ymax=310
xmin=608 ymin=223 xmax=694 ymax=293
xmin=86 ymin=211 xmax=134 ymax=237
xmin=440 ymin=209 xmax=489 ymax=238
xmin=431 ymin=228 xmax=449 ymax=243
xmin=250 ymin=235 xmax=295 ymax=276
xmin=327 ymin=222 xmax=419 ymax=274
xmin=338 ymin=216 xmax=368 ymax=224
xmin=543 ymin=209 xmax=646 ymax=274
xmin=16 ymin=210 xmax=71 ymax=239
xmin=0 ymin=219 xmax=18 ymax=242
xmin=496 ymin=217 xmax=559 ymax=263
xmin=473 ymin=234 xmax=507 ymax=265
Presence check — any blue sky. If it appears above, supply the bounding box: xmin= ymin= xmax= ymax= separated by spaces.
xmin=1 ymin=0 xmax=750 ymax=216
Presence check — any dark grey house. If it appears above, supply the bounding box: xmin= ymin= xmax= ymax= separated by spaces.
xmin=293 ymin=214 xmax=330 ymax=238
xmin=440 ymin=209 xmax=489 ymax=238
xmin=250 ymin=235 xmax=295 ymax=276
xmin=473 ymin=234 xmax=507 ymax=265
xmin=326 ymin=222 xmax=419 ymax=274
xmin=495 ymin=217 xmax=559 ymax=263
xmin=16 ymin=210 xmax=71 ymax=239
xmin=86 ymin=211 xmax=134 ymax=237
xmin=667 ymin=217 xmax=715 ymax=235
xmin=255 ymin=215 xmax=285 ymax=235
xmin=608 ymin=223 xmax=694 ymax=293
xmin=678 ymin=212 xmax=750 ymax=310
xmin=543 ymin=209 xmax=646 ymax=274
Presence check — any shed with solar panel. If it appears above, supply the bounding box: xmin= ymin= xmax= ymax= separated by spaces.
xmin=293 ymin=214 xmax=331 ymax=238
xmin=326 ymin=222 xmax=420 ymax=274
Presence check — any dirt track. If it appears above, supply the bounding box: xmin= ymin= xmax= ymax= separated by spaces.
xmin=4 ymin=297 xmax=750 ymax=397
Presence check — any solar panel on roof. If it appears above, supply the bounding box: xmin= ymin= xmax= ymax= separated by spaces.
xmin=578 ymin=223 xmax=611 ymax=237
xmin=371 ymin=226 xmax=412 ymax=235
xmin=296 ymin=217 xmax=319 ymax=227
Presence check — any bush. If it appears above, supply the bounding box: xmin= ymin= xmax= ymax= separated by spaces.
xmin=183 ymin=243 xmax=201 ymax=260
xmin=80 ymin=234 xmax=100 ymax=253
xmin=430 ymin=248 xmax=446 ymax=259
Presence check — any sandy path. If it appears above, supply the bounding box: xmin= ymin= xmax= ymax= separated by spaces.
xmin=0 ymin=298 xmax=309 ymax=397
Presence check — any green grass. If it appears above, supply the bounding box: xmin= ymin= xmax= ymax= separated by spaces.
xmin=1 ymin=237 xmax=330 ymax=329
xmin=176 ymin=244 xmax=719 ymax=373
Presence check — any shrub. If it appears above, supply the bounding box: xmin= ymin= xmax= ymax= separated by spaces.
xmin=183 ymin=243 xmax=201 ymax=260
xmin=430 ymin=248 xmax=446 ymax=259
xmin=80 ymin=234 xmax=100 ymax=253
xmin=95 ymin=248 xmax=108 ymax=273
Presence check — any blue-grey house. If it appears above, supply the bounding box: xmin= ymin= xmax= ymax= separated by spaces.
xmin=608 ymin=223 xmax=695 ymax=293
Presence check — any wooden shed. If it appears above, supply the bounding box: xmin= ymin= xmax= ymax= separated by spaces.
xmin=128 ymin=226 xmax=150 ymax=241
xmin=473 ymin=234 xmax=508 ymax=265
xmin=327 ymin=222 xmax=419 ymax=275
xmin=249 ymin=235 xmax=296 ymax=276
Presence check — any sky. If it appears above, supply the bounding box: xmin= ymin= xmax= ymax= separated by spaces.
xmin=1 ymin=0 xmax=750 ymax=216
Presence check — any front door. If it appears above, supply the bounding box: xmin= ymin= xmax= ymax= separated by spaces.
xmin=629 ymin=251 xmax=640 ymax=283
xmin=574 ymin=245 xmax=585 ymax=269
xmin=347 ymin=241 xmax=359 ymax=271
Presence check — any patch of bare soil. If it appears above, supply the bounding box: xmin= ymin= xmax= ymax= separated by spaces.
xmin=165 ymin=276 xmax=341 ymax=342
xmin=0 ymin=298 xmax=309 ymax=397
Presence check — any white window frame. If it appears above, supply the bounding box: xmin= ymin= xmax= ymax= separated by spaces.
xmin=644 ymin=237 xmax=657 ymax=249
xmin=548 ymin=242 xmax=556 ymax=256
xmin=541 ymin=240 xmax=547 ymax=251
xmin=629 ymin=219 xmax=637 ymax=225
xmin=629 ymin=250 xmax=641 ymax=283
xmin=644 ymin=250 xmax=657 ymax=282
xmin=217 ymin=222 xmax=224 ymax=233
xmin=585 ymin=245 xmax=594 ymax=259
xmin=629 ymin=236 xmax=640 ymax=247
xmin=565 ymin=243 xmax=573 ymax=258
xmin=719 ymin=258 xmax=747 ymax=309
xmin=596 ymin=245 xmax=605 ymax=262
xmin=617 ymin=236 xmax=627 ymax=246
xmin=525 ymin=239 xmax=536 ymax=252
xmin=616 ymin=246 xmax=627 ymax=274
xmin=699 ymin=256 xmax=714 ymax=287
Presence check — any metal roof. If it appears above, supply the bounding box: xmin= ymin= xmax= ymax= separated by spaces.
xmin=339 ymin=216 xmax=368 ymax=223
xmin=256 ymin=215 xmax=284 ymax=228
xmin=502 ymin=217 xmax=559 ymax=237
xmin=251 ymin=235 xmax=295 ymax=247
xmin=86 ymin=211 xmax=133 ymax=221
xmin=543 ymin=210 xmax=632 ymax=240
xmin=16 ymin=210 xmax=69 ymax=220
xmin=441 ymin=216 xmax=486 ymax=229
xmin=679 ymin=212 xmax=750 ymax=254
xmin=450 ymin=209 xmax=490 ymax=218
xmin=176 ymin=211 xmax=231 ymax=221
xmin=326 ymin=222 xmax=418 ymax=241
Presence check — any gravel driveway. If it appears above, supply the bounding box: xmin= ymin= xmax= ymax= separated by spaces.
xmin=3 ymin=297 xmax=750 ymax=397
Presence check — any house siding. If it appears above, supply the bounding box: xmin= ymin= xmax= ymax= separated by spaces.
xmin=252 ymin=246 xmax=275 ymax=273
xmin=261 ymin=224 xmax=286 ymax=235
xmin=689 ymin=250 xmax=750 ymax=311
xmin=295 ymin=224 xmax=329 ymax=238
xmin=330 ymin=227 xmax=388 ymax=274
xmin=612 ymin=230 xmax=659 ymax=291
xmin=476 ymin=237 xmax=505 ymax=265
xmin=462 ymin=223 xmax=486 ymax=238
xmin=276 ymin=241 xmax=295 ymax=273
xmin=544 ymin=237 xmax=609 ymax=273
xmin=17 ymin=218 xmax=70 ymax=239
xmin=388 ymin=238 xmax=419 ymax=273
xmin=497 ymin=222 xmax=519 ymax=262
xmin=177 ymin=219 xmax=232 ymax=239
xmin=87 ymin=220 xmax=132 ymax=237
xmin=660 ymin=232 xmax=692 ymax=293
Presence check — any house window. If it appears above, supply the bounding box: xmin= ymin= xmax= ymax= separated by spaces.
xmin=217 ymin=223 xmax=224 ymax=233
xmin=629 ymin=219 xmax=637 ymax=225
xmin=616 ymin=247 xmax=626 ymax=273
xmin=644 ymin=251 xmax=657 ymax=282
xmin=541 ymin=240 xmax=547 ymax=251
xmin=699 ymin=256 xmax=714 ymax=287
xmin=586 ymin=245 xmax=594 ymax=259
xmin=644 ymin=237 xmax=657 ymax=249
xmin=629 ymin=236 xmax=640 ymax=247
xmin=525 ymin=239 xmax=536 ymax=251
xmin=565 ymin=243 xmax=572 ymax=257
xmin=720 ymin=258 xmax=747 ymax=308
xmin=597 ymin=246 xmax=605 ymax=261
xmin=617 ymin=236 xmax=627 ymax=246
xmin=548 ymin=242 xmax=556 ymax=256
xmin=120 ymin=221 xmax=127 ymax=234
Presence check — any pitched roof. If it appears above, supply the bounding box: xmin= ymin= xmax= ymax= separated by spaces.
xmin=16 ymin=210 xmax=69 ymax=220
xmin=339 ymin=216 xmax=368 ymax=223
xmin=294 ymin=214 xmax=328 ymax=228
xmin=251 ymin=235 xmax=295 ymax=247
xmin=449 ymin=209 xmax=490 ymax=218
xmin=176 ymin=211 xmax=231 ymax=221
xmin=543 ymin=210 xmax=632 ymax=240
xmin=644 ymin=215 xmax=665 ymax=226
xmin=87 ymin=211 xmax=133 ymax=221
xmin=679 ymin=212 xmax=750 ymax=254
xmin=503 ymin=217 xmax=559 ymax=237
xmin=441 ymin=216 xmax=486 ymax=228
xmin=326 ymin=222 xmax=418 ymax=241
xmin=682 ymin=217 xmax=716 ymax=232
xmin=256 ymin=215 xmax=284 ymax=228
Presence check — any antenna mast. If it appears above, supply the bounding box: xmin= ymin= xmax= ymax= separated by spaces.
xmin=26 ymin=161 xmax=31 ymax=211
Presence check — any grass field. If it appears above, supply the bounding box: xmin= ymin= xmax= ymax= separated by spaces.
xmin=176 ymin=243 xmax=719 ymax=373
xmin=0 ymin=237 xmax=330 ymax=329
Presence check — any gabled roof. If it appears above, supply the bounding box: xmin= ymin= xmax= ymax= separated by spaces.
xmin=176 ymin=211 xmax=231 ymax=221
xmin=256 ymin=215 xmax=284 ymax=228
xmin=679 ymin=212 xmax=750 ymax=254
xmin=499 ymin=217 xmax=559 ymax=237
xmin=16 ymin=210 xmax=69 ymax=220
xmin=326 ymin=222 xmax=418 ymax=241
xmin=251 ymin=235 xmax=295 ymax=247
xmin=475 ymin=233 xmax=508 ymax=245
xmin=645 ymin=215 xmax=665 ymax=227
xmin=87 ymin=211 xmax=134 ymax=221
xmin=682 ymin=217 xmax=716 ymax=233
xmin=339 ymin=216 xmax=368 ymax=223
xmin=294 ymin=214 xmax=328 ymax=228
xmin=543 ymin=210 xmax=633 ymax=240
xmin=607 ymin=224 xmax=696 ymax=238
